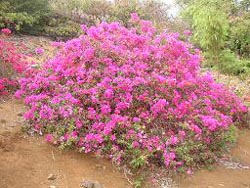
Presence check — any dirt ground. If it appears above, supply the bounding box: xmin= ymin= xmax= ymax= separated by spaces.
xmin=1 ymin=99 xmax=250 ymax=188
xmin=0 ymin=99 xmax=130 ymax=188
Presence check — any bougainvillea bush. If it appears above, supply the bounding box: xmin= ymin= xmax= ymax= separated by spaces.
xmin=0 ymin=30 xmax=28 ymax=96
xmin=16 ymin=14 xmax=248 ymax=171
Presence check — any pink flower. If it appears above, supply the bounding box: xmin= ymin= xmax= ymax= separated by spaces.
xmin=133 ymin=117 xmax=141 ymax=123
xmin=1 ymin=28 xmax=11 ymax=35
xmin=35 ymin=47 xmax=44 ymax=55
xmin=186 ymin=168 xmax=193 ymax=175
xmin=163 ymin=151 xmax=176 ymax=167
xmin=151 ymin=99 xmax=168 ymax=115
xmin=45 ymin=134 xmax=53 ymax=143
xmin=84 ymin=48 xmax=95 ymax=59
xmin=111 ymin=135 xmax=116 ymax=141
xmin=131 ymin=13 xmax=140 ymax=22
xmin=132 ymin=141 xmax=140 ymax=148
xmin=76 ymin=119 xmax=83 ymax=129
xmin=190 ymin=124 xmax=202 ymax=134
xmin=71 ymin=131 xmax=78 ymax=139
xmin=169 ymin=136 xmax=178 ymax=145
xmin=183 ymin=30 xmax=192 ymax=36
xmin=80 ymin=24 xmax=88 ymax=32
xmin=104 ymin=89 xmax=114 ymax=99
xmin=101 ymin=104 xmax=111 ymax=115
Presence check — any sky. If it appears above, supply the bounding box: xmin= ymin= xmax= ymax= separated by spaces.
xmin=161 ymin=0 xmax=180 ymax=17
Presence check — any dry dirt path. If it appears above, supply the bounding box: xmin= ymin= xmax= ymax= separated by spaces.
xmin=0 ymin=99 xmax=130 ymax=188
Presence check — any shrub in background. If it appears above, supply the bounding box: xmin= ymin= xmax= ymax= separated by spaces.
xmin=44 ymin=17 xmax=81 ymax=41
xmin=228 ymin=13 xmax=250 ymax=59
xmin=177 ymin=0 xmax=250 ymax=79
xmin=17 ymin=15 xmax=248 ymax=171
xmin=182 ymin=0 xmax=230 ymax=67
xmin=0 ymin=0 xmax=183 ymax=39
xmin=0 ymin=0 xmax=51 ymax=34
xmin=0 ymin=30 xmax=29 ymax=95
xmin=218 ymin=50 xmax=250 ymax=77
xmin=48 ymin=0 xmax=173 ymax=39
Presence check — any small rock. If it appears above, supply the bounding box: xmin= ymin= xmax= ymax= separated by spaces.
xmin=95 ymin=164 xmax=106 ymax=170
xmin=49 ymin=186 xmax=56 ymax=188
xmin=81 ymin=179 xmax=103 ymax=188
xmin=218 ymin=184 xmax=225 ymax=187
xmin=0 ymin=119 xmax=7 ymax=124
xmin=93 ymin=182 xmax=103 ymax=188
xmin=17 ymin=112 xmax=23 ymax=117
xmin=81 ymin=179 xmax=94 ymax=188
xmin=242 ymin=183 xmax=249 ymax=186
xmin=47 ymin=174 xmax=56 ymax=180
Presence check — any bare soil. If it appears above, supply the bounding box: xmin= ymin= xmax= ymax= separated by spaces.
xmin=0 ymin=99 xmax=130 ymax=188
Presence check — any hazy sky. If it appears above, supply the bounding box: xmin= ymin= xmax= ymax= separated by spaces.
xmin=161 ymin=0 xmax=180 ymax=17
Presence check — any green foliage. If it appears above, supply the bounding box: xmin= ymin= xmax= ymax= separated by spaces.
xmin=223 ymin=125 xmax=238 ymax=144
xmin=50 ymin=0 xmax=112 ymax=26
xmin=0 ymin=0 xmax=173 ymax=38
xmin=183 ymin=0 xmax=229 ymax=65
xmin=110 ymin=0 xmax=171 ymax=29
xmin=228 ymin=13 xmax=250 ymax=58
xmin=180 ymin=0 xmax=250 ymax=78
xmin=133 ymin=176 xmax=144 ymax=188
xmin=0 ymin=2 xmax=35 ymax=31
xmin=50 ymin=0 xmax=171 ymax=30
xmin=45 ymin=17 xmax=81 ymax=40
xmin=0 ymin=0 xmax=51 ymax=34
xmin=218 ymin=50 xmax=250 ymax=76
xmin=130 ymin=155 xmax=147 ymax=169
xmin=175 ymin=125 xmax=238 ymax=169
xmin=239 ymin=0 xmax=250 ymax=11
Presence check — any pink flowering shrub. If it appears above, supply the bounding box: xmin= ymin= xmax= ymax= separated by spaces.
xmin=1 ymin=28 xmax=12 ymax=35
xmin=17 ymin=15 xmax=248 ymax=170
xmin=0 ymin=39 xmax=28 ymax=96
xmin=0 ymin=78 xmax=18 ymax=95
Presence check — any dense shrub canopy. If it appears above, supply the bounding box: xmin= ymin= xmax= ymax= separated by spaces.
xmin=17 ymin=15 xmax=248 ymax=170
xmin=0 ymin=31 xmax=29 ymax=95
xmin=0 ymin=0 xmax=51 ymax=33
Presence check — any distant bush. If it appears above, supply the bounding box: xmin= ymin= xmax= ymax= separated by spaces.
xmin=228 ymin=14 xmax=250 ymax=59
xmin=0 ymin=0 xmax=51 ymax=34
xmin=0 ymin=30 xmax=29 ymax=95
xmin=218 ymin=50 xmax=250 ymax=78
xmin=47 ymin=0 xmax=173 ymax=39
xmin=182 ymin=0 xmax=229 ymax=67
xmin=0 ymin=0 xmax=181 ymax=39
xmin=179 ymin=0 xmax=250 ymax=78
xmin=44 ymin=17 xmax=81 ymax=40
xmin=17 ymin=15 xmax=248 ymax=171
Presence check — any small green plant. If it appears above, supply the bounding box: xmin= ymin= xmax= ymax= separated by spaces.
xmin=223 ymin=125 xmax=238 ymax=145
xmin=218 ymin=50 xmax=250 ymax=77
xmin=133 ymin=176 xmax=144 ymax=188
xmin=130 ymin=155 xmax=147 ymax=169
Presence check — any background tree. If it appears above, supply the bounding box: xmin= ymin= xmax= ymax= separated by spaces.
xmin=182 ymin=0 xmax=230 ymax=66
xmin=0 ymin=0 xmax=51 ymax=34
